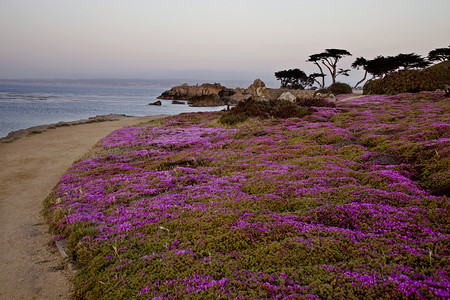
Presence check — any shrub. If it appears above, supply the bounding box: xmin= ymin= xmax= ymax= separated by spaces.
xmin=44 ymin=96 xmax=450 ymax=299
xmin=328 ymin=82 xmax=352 ymax=95
xmin=426 ymin=60 xmax=450 ymax=83
xmin=364 ymin=61 xmax=450 ymax=95
xmin=219 ymin=99 xmax=311 ymax=125
xmin=313 ymin=88 xmax=329 ymax=97
xmin=218 ymin=112 xmax=248 ymax=126
xmin=271 ymin=101 xmax=310 ymax=119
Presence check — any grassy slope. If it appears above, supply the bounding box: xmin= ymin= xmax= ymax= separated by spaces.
xmin=44 ymin=92 xmax=449 ymax=299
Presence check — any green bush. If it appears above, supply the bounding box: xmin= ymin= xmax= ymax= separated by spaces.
xmin=219 ymin=99 xmax=311 ymax=125
xmin=313 ymin=89 xmax=329 ymax=97
xmin=218 ymin=112 xmax=249 ymax=126
xmin=328 ymin=82 xmax=352 ymax=95
xmin=271 ymin=101 xmax=310 ymax=119
xmin=364 ymin=61 xmax=450 ymax=95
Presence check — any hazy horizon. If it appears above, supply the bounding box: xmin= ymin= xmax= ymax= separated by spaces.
xmin=1 ymin=0 xmax=449 ymax=86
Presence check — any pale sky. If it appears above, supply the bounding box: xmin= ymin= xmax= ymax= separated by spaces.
xmin=0 ymin=0 xmax=449 ymax=86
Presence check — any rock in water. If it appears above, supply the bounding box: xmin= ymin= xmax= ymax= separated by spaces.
xmin=172 ymin=100 xmax=186 ymax=105
xmin=148 ymin=100 xmax=162 ymax=106
xmin=158 ymin=83 xmax=225 ymax=101
xmin=157 ymin=83 xmax=230 ymax=106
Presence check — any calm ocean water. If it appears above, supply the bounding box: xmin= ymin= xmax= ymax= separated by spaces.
xmin=0 ymin=83 xmax=226 ymax=138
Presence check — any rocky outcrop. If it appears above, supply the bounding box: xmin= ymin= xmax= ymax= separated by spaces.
xmin=188 ymin=94 xmax=224 ymax=107
xmin=158 ymin=83 xmax=231 ymax=106
xmin=247 ymin=79 xmax=268 ymax=101
xmin=157 ymin=79 xmax=319 ymax=107
xmin=148 ymin=100 xmax=162 ymax=106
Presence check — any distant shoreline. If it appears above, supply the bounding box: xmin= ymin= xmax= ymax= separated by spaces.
xmin=0 ymin=78 xmax=257 ymax=89
xmin=0 ymin=114 xmax=167 ymax=143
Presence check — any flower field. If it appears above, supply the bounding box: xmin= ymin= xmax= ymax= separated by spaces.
xmin=44 ymin=92 xmax=449 ymax=299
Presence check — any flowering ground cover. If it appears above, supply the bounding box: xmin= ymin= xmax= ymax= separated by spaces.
xmin=44 ymin=92 xmax=449 ymax=299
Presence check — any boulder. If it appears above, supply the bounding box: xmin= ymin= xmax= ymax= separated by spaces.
xmin=148 ymin=100 xmax=162 ymax=106
xmin=327 ymin=94 xmax=336 ymax=102
xmin=278 ymin=92 xmax=297 ymax=102
xmin=247 ymin=79 xmax=268 ymax=101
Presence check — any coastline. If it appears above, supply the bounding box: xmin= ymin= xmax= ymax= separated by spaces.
xmin=0 ymin=114 xmax=159 ymax=143
xmin=0 ymin=114 xmax=167 ymax=299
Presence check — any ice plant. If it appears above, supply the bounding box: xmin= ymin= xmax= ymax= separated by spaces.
xmin=44 ymin=92 xmax=449 ymax=299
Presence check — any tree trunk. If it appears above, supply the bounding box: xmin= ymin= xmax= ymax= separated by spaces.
xmin=353 ymin=70 xmax=367 ymax=89
xmin=314 ymin=63 xmax=326 ymax=88
xmin=312 ymin=78 xmax=323 ymax=88
xmin=321 ymin=58 xmax=336 ymax=85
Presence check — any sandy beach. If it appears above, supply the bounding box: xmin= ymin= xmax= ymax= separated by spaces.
xmin=0 ymin=115 xmax=166 ymax=299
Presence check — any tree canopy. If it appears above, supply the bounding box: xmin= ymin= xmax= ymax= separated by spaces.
xmin=277 ymin=47 xmax=445 ymax=89
xmin=395 ymin=53 xmax=430 ymax=69
xmin=307 ymin=49 xmax=352 ymax=86
xmin=351 ymin=53 xmax=432 ymax=88
xmin=275 ymin=69 xmax=313 ymax=89
xmin=428 ymin=47 xmax=450 ymax=62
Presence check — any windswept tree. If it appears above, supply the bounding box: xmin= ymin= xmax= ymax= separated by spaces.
xmin=351 ymin=57 xmax=369 ymax=88
xmin=275 ymin=68 xmax=313 ymax=89
xmin=307 ymin=54 xmax=327 ymax=88
xmin=354 ymin=53 xmax=431 ymax=86
xmin=309 ymin=73 xmax=326 ymax=88
xmin=366 ymin=56 xmax=399 ymax=79
xmin=428 ymin=47 xmax=450 ymax=62
xmin=307 ymin=49 xmax=352 ymax=86
xmin=275 ymin=70 xmax=292 ymax=88
xmin=352 ymin=55 xmax=398 ymax=87
xmin=395 ymin=53 xmax=430 ymax=69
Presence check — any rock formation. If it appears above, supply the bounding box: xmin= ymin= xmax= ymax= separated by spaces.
xmin=188 ymin=94 xmax=224 ymax=107
xmin=277 ymin=92 xmax=297 ymax=102
xmin=172 ymin=100 xmax=186 ymax=105
xmin=247 ymin=79 xmax=268 ymax=101
xmin=158 ymin=83 xmax=231 ymax=106
xmin=157 ymin=79 xmax=319 ymax=107
xmin=148 ymin=100 xmax=162 ymax=106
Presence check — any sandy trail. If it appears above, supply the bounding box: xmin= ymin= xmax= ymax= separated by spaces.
xmin=0 ymin=115 xmax=165 ymax=299
xmin=339 ymin=94 xmax=366 ymax=102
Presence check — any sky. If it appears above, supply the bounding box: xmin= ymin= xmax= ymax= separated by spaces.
xmin=0 ymin=0 xmax=449 ymax=86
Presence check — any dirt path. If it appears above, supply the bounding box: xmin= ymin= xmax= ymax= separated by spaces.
xmin=0 ymin=115 xmax=165 ymax=299
xmin=339 ymin=94 xmax=366 ymax=102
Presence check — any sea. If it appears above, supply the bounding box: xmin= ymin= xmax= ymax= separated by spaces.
xmin=0 ymin=82 xmax=227 ymax=138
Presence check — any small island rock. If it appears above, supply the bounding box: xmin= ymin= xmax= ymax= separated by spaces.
xmin=172 ymin=100 xmax=186 ymax=105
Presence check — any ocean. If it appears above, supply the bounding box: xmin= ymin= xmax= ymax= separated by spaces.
xmin=0 ymin=82 xmax=227 ymax=138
